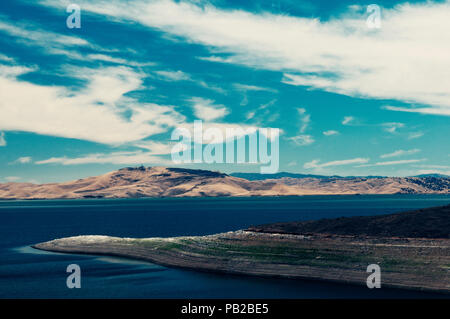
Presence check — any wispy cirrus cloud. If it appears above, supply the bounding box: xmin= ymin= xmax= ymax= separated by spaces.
xmin=245 ymin=99 xmax=278 ymax=124
xmin=153 ymin=69 xmax=225 ymax=94
xmin=323 ymin=130 xmax=339 ymax=136
xmin=297 ymin=108 xmax=310 ymax=134
xmin=304 ymin=157 xmax=369 ymax=169
xmin=13 ymin=156 xmax=32 ymax=164
xmin=36 ymin=141 xmax=178 ymax=166
xmin=286 ymin=108 xmax=314 ymax=146
xmin=154 ymin=70 xmax=191 ymax=81
xmin=87 ymin=54 xmax=155 ymax=67
xmin=380 ymin=149 xmax=420 ymax=159
xmin=4 ymin=176 xmax=20 ymax=182
xmin=341 ymin=116 xmax=355 ymax=126
xmin=358 ymin=159 xmax=425 ymax=167
xmin=383 ymin=105 xmax=450 ymax=117
xmin=288 ymin=134 xmax=314 ymax=146
xmin=382 ymin=122 xmax=404 ymax=133
xmin=133 ymin=141 xmax=175 ymax=155
xmin=0 ymin=15 xmax=154 ymax=69
xmin=233 ymin=83 xmax=277 ymax=93
xmin=0 ymin=17 xmax=88 ymax=49
xmin=36 ymin=151 xmax=170 ymax=166
xmin=39 ymin=0 xmax=450 ymax=114
xmin=408 ymin=132 xmax=424 ymax=140
xmin=0 ymin=53 xmax=14 ymax=62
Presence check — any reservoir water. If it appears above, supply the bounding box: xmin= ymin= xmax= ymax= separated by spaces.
xmin=0 ymin=195 xmax=449 ymax=298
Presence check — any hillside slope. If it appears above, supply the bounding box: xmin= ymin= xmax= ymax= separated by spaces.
xmin=0 ymin=166 xmax=449 ymax=199
xmin=0 ymin=167 xmax=296 ymax=199
xmin=248 ymin=204 xmax=450 ymax=238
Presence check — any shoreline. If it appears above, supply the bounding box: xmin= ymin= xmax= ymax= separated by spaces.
xmin=2 ymin=167 xmax=449 ymax=200
xmin=33 ymin=231 xmax=450 ymax=294
xmin=4 ymin=193 xmax=450 ymax=201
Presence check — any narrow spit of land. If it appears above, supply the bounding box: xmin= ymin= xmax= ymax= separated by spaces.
xmin=33 ymin=205 xmax=450 ymax=293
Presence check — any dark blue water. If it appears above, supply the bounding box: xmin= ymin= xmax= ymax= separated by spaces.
xmin=0 ymin=195 xmax=449 ymax=298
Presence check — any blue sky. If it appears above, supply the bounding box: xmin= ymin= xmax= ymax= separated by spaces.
xmin=0 ymin=0 xmax=449 ymax=183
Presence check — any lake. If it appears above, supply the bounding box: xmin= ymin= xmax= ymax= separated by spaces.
xmin=0 ymin=195 xmax=449 ymax=298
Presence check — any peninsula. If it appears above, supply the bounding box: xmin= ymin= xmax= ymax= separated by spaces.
xmin=33 ymin=204 xmax=450 ymax=293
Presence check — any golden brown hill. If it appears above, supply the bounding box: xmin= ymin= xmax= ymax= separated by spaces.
xmin=1 ymin=166 xmax=449 ymax=199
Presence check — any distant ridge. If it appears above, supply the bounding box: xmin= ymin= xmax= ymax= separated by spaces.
xmin=230 ymin=172 xmax=387 ymax=180
xmin=230 ymin=172 xmax=337 ymax=180
xmin=0 ymin=166 xmax=449 ymax=199
xmin=413 ymin=173 xmax=450 ymax=178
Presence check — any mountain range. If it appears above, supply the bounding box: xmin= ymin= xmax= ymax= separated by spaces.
xmin=0 ymin=166 xmax=449 ymax=199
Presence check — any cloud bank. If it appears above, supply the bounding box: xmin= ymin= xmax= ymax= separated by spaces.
xmin=39 ymin=0 xmax=450 ymax=115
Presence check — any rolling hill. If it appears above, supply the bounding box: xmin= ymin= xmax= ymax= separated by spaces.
xmin=0 ymin=166 xmax=449 ymax=199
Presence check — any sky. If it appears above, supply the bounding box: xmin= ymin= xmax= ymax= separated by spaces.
xmin=0 ymin=0 xmax=449 ymax=183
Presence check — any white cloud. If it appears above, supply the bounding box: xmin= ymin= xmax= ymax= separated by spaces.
xmin=41 ymin=0 xmax=450 ymax=113
xmin=380 ymin=149 xmax=420 ymax=159
xmin=196 ymin=80 xmax=226 ymax=94
xmin=382 ymin=122 xmax=404 ymax=133
xmin=245 ymin=111 xmax=255 ymax=120
xmin=36 ymin=151 xmax=170 ymax=165
xmin=383 ymin=105 xmax=450 ymax=117
xmin=197 ymin=56 xmax=236 ymax=64
xmin=323 ymin=130 xmax=339 ymax=136
xmin=87 ymin=54 xmax=155 ymax=67
xmin=341 ymin=116 xmax=355 ymax=125
xmin=0 ymin=64 xmax=185 ymax=145
xmin=0 ymin=18 xmax=88 ymax=48
xmin=358 ymin=159 xmax=425 ymax=167
xmin=286 ymin=108 xmax=313 ymax=145
xmin=0 ymin=17 xmax=100 ymax=62
xmin=297 ymin=108 xmax=310 ymax=133
xmin=233 ymin=83 xmax=277 ymax=93
xmin=153 ymin=70 xmax=225 ymax=93
xmin=288 ymin=134 xmax=314 ymax=146
xmin=0 ymin=132 xmax=5 ymax=146
xmin=0 ymin=53 xmax=13 ymax=62
xmin=245 ymin=99 xmax=277 ymax=124
xmin=304 ymin=157 xmax=369 ymax=169
xmin=14 ymin=156 xmax=32 ymax=164
xmin=0 ymin=17 xmax=153 ymax=69
xmin=189 ymin=97 xmax=228 ymax=121
xmin=4 ymin=176 xmax=20 ymax=182
xmin=133 ymin=141 xmax=175 ymax=155
xmin=87 ymin=54 xmax=129 ymax=64
xmin=155 ymin=70 xmax=191 ymax=81
xmin=408 ymin=132 xmax=424 ymax=140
